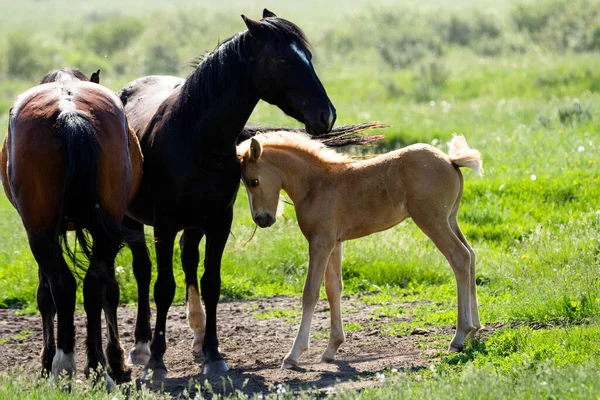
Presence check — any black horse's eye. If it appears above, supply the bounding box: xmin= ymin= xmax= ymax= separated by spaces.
xmin=249 ymin=179 xmax=259 ymax=187
xmin=275 ymin=58 xmax=288 ymax=67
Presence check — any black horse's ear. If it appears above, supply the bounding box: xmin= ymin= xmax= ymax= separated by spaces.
xmin=90 ymin=69 xmax=100 ymax=84
xmin=262 ymin=8 xmax=277 ymax=18
xmin=242 ymin=15 xmax=267 ymax=39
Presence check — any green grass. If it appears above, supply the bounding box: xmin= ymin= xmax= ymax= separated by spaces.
xmin=1 ymin=0 xmax=600 ymax=398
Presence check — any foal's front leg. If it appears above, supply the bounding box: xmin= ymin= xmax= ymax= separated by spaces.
xmin=282 ymin=238 xmax=335 ymax=369
xmin=322 ymin=243 xmax=344 ymax=362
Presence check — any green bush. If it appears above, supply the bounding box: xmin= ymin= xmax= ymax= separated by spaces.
xmin=3 ymin=32 xmax=53 ymax=80
xmin=86 ymin=16 xmax=144 ymax=56
xmin=511 ymin=0 xmax=600 ymax=52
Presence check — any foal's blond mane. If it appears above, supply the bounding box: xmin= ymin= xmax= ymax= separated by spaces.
xmin=253 ymin=131 xmax=352 ymax=164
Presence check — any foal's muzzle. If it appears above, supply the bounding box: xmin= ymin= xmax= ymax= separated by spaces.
xmin=254 ymin=213 xmax=275 ymax=228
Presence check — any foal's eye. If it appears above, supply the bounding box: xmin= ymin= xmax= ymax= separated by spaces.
xmin=249 ymin=179 xmax=259 ymax=188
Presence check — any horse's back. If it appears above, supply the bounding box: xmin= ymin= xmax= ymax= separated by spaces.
xmin=118 ymin=75 xmax=185 ymax=136
xmin=5 ymin=82 xmax=138 ymax=229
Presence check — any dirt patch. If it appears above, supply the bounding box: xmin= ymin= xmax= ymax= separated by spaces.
xmin=0 ymin=296 xmax=450 ymax=397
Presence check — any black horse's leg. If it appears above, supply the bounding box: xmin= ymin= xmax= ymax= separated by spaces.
xmin=28 ymin=231 xmax=77 ymax=380
xmin=143 ymin=222 xmax=177 ymax=380
xmin=98 ymin=237 xmax=131 ymax=384
xmin=123 ymin=216 xmax=152 ymax=366
xmin=200 ymin=208 xmax=232 ymax=374
xmin=37 ymin=269 xmax=56 ymax=377
xmin=180 ymin=228 xmax=206 ymax=354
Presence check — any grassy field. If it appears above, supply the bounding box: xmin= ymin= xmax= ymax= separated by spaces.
xmin=1 ymin=0 xmax=600 ymax=398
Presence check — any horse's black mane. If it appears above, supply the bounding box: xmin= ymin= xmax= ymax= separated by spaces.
xmin=40 ymin=68 xmax=89 ymax=84
xmin=174 ymin=17 xmax=311 ymax=121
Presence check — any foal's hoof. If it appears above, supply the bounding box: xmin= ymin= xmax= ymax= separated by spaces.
xmin=320 ymin=353 xmax=336 ymax=363
xmin=202 ymin=359 xmax=228 ymax=375
xmin=128 ymin=343 xmax=151 ymax=366
xmin=141 ymin=367 xmax=168 ymax=382
xmin=281 ymin=358 xmax=299 ymax=369
xmin=448 ymin=343 xmax=464 ymax=353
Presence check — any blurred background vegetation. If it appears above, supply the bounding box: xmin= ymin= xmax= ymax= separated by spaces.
xmin=1 ymin=0 xmax=599 ymax=117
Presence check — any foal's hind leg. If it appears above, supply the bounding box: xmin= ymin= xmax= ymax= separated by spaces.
xmin=28 ymin=231 xmax=77 ymax=380
xmin=180 ymin=228 xmax=206 ymax=354
xmin=409 ymin=212 xmax=475 ymax=352
xmin=322 ymin=243 xmax=345 ymax=363
xmin=449 ymin=214 xmax=482 ymax=337
xmin=37 ymin=269 xmax=56 ymax=376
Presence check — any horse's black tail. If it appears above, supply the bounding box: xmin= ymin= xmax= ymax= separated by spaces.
xmin=238 ymin=121 xmax=388 ymax=147
xmin=56 ymin=109 xmax=130 ymax=270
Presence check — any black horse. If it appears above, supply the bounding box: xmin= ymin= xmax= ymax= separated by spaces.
xmin=118 ymin=9 xmax=336 ymax=378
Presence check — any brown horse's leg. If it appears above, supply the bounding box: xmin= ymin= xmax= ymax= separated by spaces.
xmin=28 ymin=231 xmax=77 ymax=380
xmin=124 ymin=217 xmax=152 ymax=366
xmin=180 ymin=228 xmax=206 ymax=354
xmin=83 ymin=254 xmax=108 ymax=383
xmin=99 ymin=237 xmax=132 ymax=384
xmin=283 ymin=237 xmax=336 ymax=369
xmin=409 ymin=212 xmax=475 ymax=352
xmin=322 ymin=243 xmax=344 ymax=363
xmin=143 ymin=222 xmax=177 ymax=380
xmin=37 ymin=269 xmax=56 ymax=376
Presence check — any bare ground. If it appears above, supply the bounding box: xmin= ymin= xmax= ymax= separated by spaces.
xmin=0 ymin=295 xmax=451 ymax=397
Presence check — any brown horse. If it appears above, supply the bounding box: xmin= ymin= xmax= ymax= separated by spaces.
xmin=238 ymin=132 xmax=483 ymax=368
xmin=0 ymin=68 xmax=142 ymax=386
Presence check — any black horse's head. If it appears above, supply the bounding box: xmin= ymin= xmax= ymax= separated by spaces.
xmin=242 ymin=9 xmax=336 ymax=136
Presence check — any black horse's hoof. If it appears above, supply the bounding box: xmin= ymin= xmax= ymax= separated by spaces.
xmin=202 ymin=359 xmax=229 ymax=375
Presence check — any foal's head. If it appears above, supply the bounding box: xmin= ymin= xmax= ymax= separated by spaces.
xmin=40 ymin=68 xmax=101 ymax=84
xmin=238 ymin=137 xmax=280 ymax=228
xmin=243 ymin=9 xmax=336 ymax=136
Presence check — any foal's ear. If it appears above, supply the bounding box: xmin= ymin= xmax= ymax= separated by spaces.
xmin=262 ymin=9 xmax=277 ymax=18
xmin=250 ymin=137 xmax=263 ymax=160
xmin=90 ymin=69 xmax=100 ymax=84
xmin=241 ymin=15 xmax=268 ymax=39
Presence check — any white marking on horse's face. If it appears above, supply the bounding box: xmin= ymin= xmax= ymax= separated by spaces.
xmin=291 ymin=43 xmax=310 ymax=66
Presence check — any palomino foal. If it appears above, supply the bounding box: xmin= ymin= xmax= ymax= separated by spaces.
xmin=238 ymin=132 xmax=483 ymax=368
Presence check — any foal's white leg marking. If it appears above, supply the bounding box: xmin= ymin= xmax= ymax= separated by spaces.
xmin=187 ymin=285 xmax=206 ymax=353
xmin=322 ymin=243 xmax=345 ymax=363
xmin=283 ymin=240 xmax=334 ymax=369
xmin=128 ymin=341 xmax=151 ymax=366
xmin=51 ymin=349 xmax=76 ymax=380
xmin=291 ymin=43 xmax=310 ymax=66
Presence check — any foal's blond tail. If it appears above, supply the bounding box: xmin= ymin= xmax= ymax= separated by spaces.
xmin=448 ymin=135 xmax=483 ymax=177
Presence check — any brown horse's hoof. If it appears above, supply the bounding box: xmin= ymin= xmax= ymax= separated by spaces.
xmin=202 ymin=359 xmax=228 ymax=374
xmin=141 ymin=367 xmax=168 ymax=382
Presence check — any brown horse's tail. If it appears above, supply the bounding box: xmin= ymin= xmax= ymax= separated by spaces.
xmin=448 ymin=135 xmax=484 ymax=177
xmin=56 ymin=110 xmax=131 ymax=267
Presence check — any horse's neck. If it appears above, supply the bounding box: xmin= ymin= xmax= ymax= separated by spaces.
xmin=269 ymin=148 xmax=332 ymax=204
xmin=174 ymin=52 xmax=259 ymax=154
